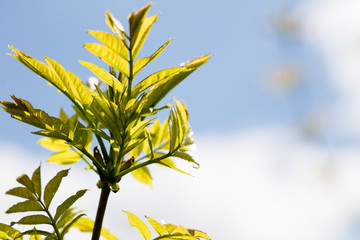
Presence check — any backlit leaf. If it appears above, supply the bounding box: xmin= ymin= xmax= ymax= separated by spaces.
xmin=47 ymin=151 xmax=82 ymax=165
xmin=124 ymin=211 xmax=151 ymax=240
xmin=72 ymin=217 xmax=120 ymax=240
xmin=37 ymin=138 xmax=70 ymax=152
xmin=146 ymin=217 xmax=167 ymax=236
xmin=132 ymin=14 xmax=159 ymax=59
xmin=79 ymin=60 xmax=124 ymax=93
xmin=133 ymin=39 xmax=172 ymax=76
xmin=44 ymin=169 xmax=69 ymax=208
xmin=0 ymin=223 xmax=20 ymax=239
xmin=129 ymin=4 xmax=152 ymax=48
xmin=131 ymin=164 xmax=152 ymax=187
xmin=84 ymin=43 xmax=129 ymax=78
xmin=87 ymin=30 xmax=128 ymax=60
xmin=16 ymin=174 xmax=35 ymax=193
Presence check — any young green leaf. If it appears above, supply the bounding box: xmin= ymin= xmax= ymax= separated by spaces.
xmin=84 ymin=43 xmax=129 ymax=78
xmin=47 ymin=151 xmax=82 ymax=165
xmin=145 ymin=217 xmax=167 ymax=236
xmin=37 ymin=138 xmax=70 ymax=152
xmin=124 ymin=211 xmax=151 ymax=240
xmin=132 ymin=14 xmax=159 ymax=59
xmin=43 ymin=169 xmax=69 ymax=208
xmin=129 ymin=4 xmax=152 ymax=48
xmin=133 ymin=39 xmax=172 ymax=76
xmin=131 ymin=164 xmax=152 ymax=187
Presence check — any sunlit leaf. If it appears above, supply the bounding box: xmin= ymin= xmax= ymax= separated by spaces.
xmin=87 ymin=30 xmax=128 ymax=60
xmin=133 ymin=39 xmax=172 ymax=76
xmin=124 ymin=211 xmax=151 ymax=240
xmin=73 ymin=217 xmax=120 ymax=240
xmin=132 ymin=14 xmax=159 ymax=59
xmin=131 ymin=164 xmax=152 ymax=187
xmin=43 ymin=169 xmax=69 ymax=208
xmin=164 ymin=223 xmax=177 ymax=234
xmin=0 ymin=223 xmax=20 ymax=239
xmin=105 ymin=11 xmax=127 ymax=41
xmin=60 ymin=213 xmax=86 ymax=239
xmin=129 ymin=4 xmax=152 ymax=48
xmin=79 ymin=60 xmax=124 ymax=93
xmin=84 ymin=43 xmax=129 ymax=78
xmin=172 ymin=151 xmax=199 ymax=168
xmin=37 ymin=138 xmax=70 ymax=152
xmin=145 ymin=217 xmax=167 ymax=236
xmin=30 ymin=234 xmax=43 ymax=240
xmin=47 ymin=151 xmax=82 ymax=165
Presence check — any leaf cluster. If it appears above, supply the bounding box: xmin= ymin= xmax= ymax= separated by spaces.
xmin=0 ymin=167 xmax=86 ymax=240
xmin=0 ymin=4 xmax=211 ymax=190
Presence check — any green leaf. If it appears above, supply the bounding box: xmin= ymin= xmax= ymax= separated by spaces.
xmin=60 ymin=213 xmax=86 ymax=239
xmin=168 ymin=107 xmax=179 ymax=152
xmin=72 ymin=217 xmax=120 ymax=240
xmin=79 ymin=60 xmax=124 ymax=93
xmin=172 ymin=151 xmax=199 ymax=168
xmin=6 ymin=200 xmax=43 ymax=214
xmin=55 ymin=208 xmax=77 ymax=230
xmin=54 ymin=189 xmax=87 ymax=222
xmin=16 ymin=174 xmax=35 ymax=193
xmin=124 ymin=211 xmax=151 ymax=240
xmin=132 ymin=68 xmax=182 ymax=97
xmin=132 ymin=14 xmax=159 ymax=59
xmin=43 ymin=169 xmax=69 ymax=208
xmin=29 ymin=234 xmax=43 ymax=240
xmin=47 ymin=151 xmax=82 ymax=165
xmin=129 ymin=4 xmax=152 ymax=48
xmin=143 ymin=55 xmax=211 ymax=109
xmin=105 ymin=11 xmax=127 ymax=41
xmin=6 ymin=187 xmax=35 ymax=200
xmin=37 ymin=138 xmax=70 ymax=152
xmin=133 ymin=39 xmax=172 ymax=76
xmin=0 ymin=223 xmax=21 ymax=239
xmin=87 ymin=30 xmax=128 ymax=60
xmin=146 ymin=217 xmax=167 ymax=236
xmin=84 ymin=43 xmax=129 ymax=78
xmin=131 ymin=164 xmax=152 ymax=187
xmin=31 ymin=167 xmax=41 ymax=199
xmin=14 ymin=215 xmax=51 ymax=225
xmin=18 ymin=229 xmax=54 ymax=239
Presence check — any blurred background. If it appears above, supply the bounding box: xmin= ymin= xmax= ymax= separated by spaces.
xmin=2 ymin=0 xmax=360 ymax=239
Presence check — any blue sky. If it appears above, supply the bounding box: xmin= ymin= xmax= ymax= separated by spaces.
xmin=3 ymin=0 xmax=360 ymax=239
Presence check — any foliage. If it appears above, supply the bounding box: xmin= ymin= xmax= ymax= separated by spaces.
xmin=0 ymin=166 xmax=86 ymax=240
xmin=1 ymin=3 xmax=211 ymax=240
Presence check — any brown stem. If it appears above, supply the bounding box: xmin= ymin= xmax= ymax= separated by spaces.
xmin=91 ymin=182 xmax=111 ymax=240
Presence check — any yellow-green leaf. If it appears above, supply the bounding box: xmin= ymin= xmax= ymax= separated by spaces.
xmin=6 ymin=187 xmax=35 ymax=200
xmin=54 ymin=189 xmax=87 ymax=222
xmin=73 ymin=217 xmax=120 ymax=240
xmin=132 ymin=14 xmax=159 ymax=59
xmin=87 ymin=30 xmax=128 ymax=60
xmin=16 ymin=215 xmax=51 ymax=225
xmin=133 ymin=39 xmax=172 ymax=76
xmin=47 ymin=151 xmax=82 ymax=165
xmin=145 ymin=217 xmax=167 ymax=236
xmin=30 ymin=234 xmax=43 ymax=240
xmin=131 ymin=164 xmax=152 ymax=187
xmin=84 ymin=43 xmax=129 ymax=78
xmin=124 ymin=211 xmax=151 ymax=240
xmin=31 ymin=167 xmax=41 ymax=198
xmin=79 ymin=60 xmax=124 ymax=93
xmin=38 ymin=138 xmax=70 ymax=152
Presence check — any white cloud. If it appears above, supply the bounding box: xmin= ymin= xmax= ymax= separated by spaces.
xmin=2 ymin=127 xmax=360 ymax=239
xmin=296 ymin=0 xmax=360 ymax=136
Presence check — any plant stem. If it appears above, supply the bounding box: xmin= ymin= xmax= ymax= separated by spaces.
xmin=91 ymin=182 xmax=111 ymax=240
